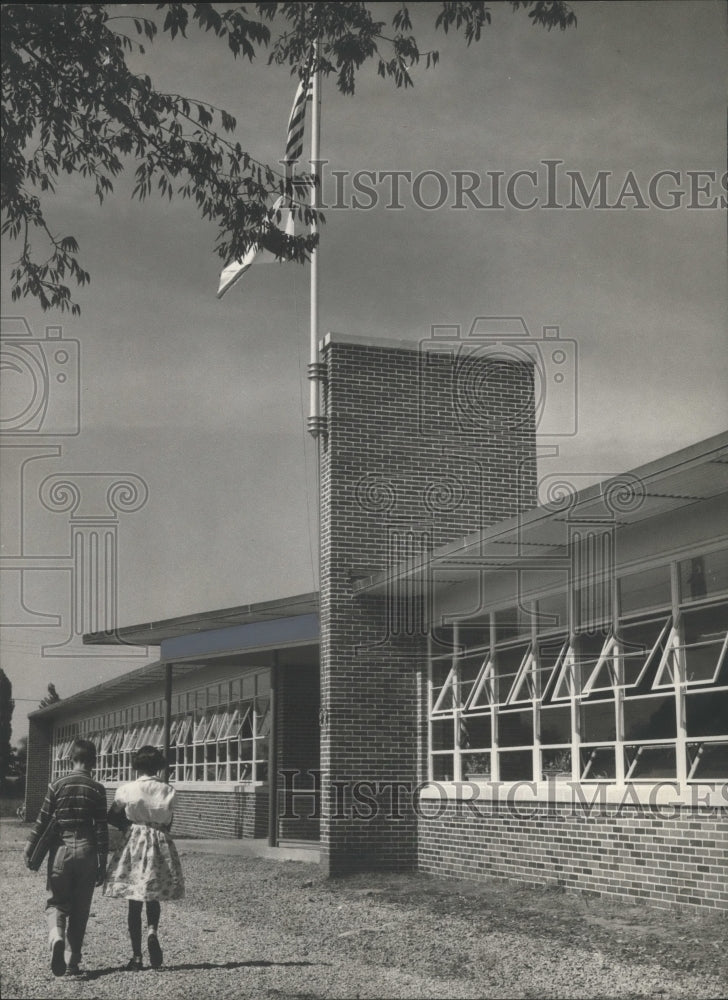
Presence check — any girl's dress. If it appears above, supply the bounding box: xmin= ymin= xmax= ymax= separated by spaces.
xmin=103 ymin=776 xmax=185 ymax=901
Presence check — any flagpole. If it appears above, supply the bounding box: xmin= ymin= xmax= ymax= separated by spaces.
xmin=307 ymin=39 xmax=326 ymax=438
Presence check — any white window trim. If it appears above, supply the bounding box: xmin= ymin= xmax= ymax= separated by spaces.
xmin=464 ymin=657 xmax=495 ymax=710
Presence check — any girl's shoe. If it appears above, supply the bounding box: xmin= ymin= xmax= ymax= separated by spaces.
xmin=147 ymin=932 xmax=163 ymax=969
xmin=125 ymin=955 xmax=143 ymax=971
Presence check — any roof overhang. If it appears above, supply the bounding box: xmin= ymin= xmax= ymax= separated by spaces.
xmin=83 ymin=591 xmax=319 ymax=647
xmin=353 ymin=431 xmax=728 ymax=597
xmin=29 ymin=593 xmax=321 ymax=723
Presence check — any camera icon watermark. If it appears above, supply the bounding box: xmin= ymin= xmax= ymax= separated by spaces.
xmin=1 ymin=315 xmax=149 ymax=660
xmin=418 ymin=317 xmax=578 ymax=438
xmin=0 ymin=317 xmax=80 ymax=436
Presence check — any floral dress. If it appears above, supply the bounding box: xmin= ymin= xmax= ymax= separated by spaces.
xmin=103 ymin=776 xmax=185 ymax=902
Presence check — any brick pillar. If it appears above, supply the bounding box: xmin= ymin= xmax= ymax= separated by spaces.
xmin=319 ymin=335 xmax=537 ymax=875
xmin=25 ymin=716 xmax=52 ymax=822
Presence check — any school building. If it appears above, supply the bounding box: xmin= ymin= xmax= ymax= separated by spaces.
xmin=26 ymin=332 xmax=728 ymax=911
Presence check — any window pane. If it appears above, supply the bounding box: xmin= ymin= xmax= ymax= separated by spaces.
xmin=432 ymin=660 xmax=451 ymax=687
xmin=540 ymin=705 xmax=571 ymax=745
xmin=536 ymin=639 xmax=568 ymax=701
xmin=237 ymin=703 xmax=254 ymax=740
xmin=460 ymin=714 xmax=491 ymax=750
xmin=578 ymin=632 xmax=610 ymax=690
xmin=536 ymin=592 xmax=568 ymax=635
xmin=574 ymin=566 xmax=612 ymax=634
xmin=686 ymin=690 xmax=728 ymax=738
xmin=682 ymin=603 xmax=728 ymax=683
xmin=687 ymin=741 xmax=728 ymax=780
xmin=542 ymin=748 xmax=571 ymax=778
xmin=581 ymin=701 xmax=616 ymax=742
xmin=495 ymin=606 xmax=531 ymax=643
xmin=432 ymin=754 xmax=454 ymax=781
xmin=624 ymin=695 xmax=676 ymax=741
xmin=680 ymin=550 xmax=728 ymax=603
xmin=256 ymin=697 xmax=271 ymax=737
xmin=462 ymin=751 xmax=491 ymax=779
xmin=431 ymin=717 xmax=454 ymax=752
xmin=431 ymin=662 xmax=456 ymax=712
xmin=499 ymin=710 xmax=533 ymax=748
xmin=619 ymin=564 xmax=671 ymax=615
xmin=458 ymin=619 xmax=491 ymax=651
xmin=499 ymin=750 xmax=532 ymax=781
xmin=620 ymin=617 xmax=669 ymax=688
xmin=625 ymin=744 xmax=676 ymax=780
xmin=580 ymin=746 xmax=615 ymax=780
xmin=431 ymin=622 xmax=454 ymax=649
xmin=458 ymin=653 xmax=482 ymax=706
xmin=495 ymin=644 xmax=528 ymax=704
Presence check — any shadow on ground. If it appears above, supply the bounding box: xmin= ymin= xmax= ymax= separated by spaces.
xmin=82 ymin=958 xmax=326 ymax=980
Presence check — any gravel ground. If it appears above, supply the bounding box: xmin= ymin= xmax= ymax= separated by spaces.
xmin=1 ymin=815 xmax=726 ymax=1000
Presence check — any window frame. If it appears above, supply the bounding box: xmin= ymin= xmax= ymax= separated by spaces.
xmin=428 ymin=549 xmax=728 ymax=793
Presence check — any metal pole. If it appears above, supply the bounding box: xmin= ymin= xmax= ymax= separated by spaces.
xmin=268 ymin=655 xmax=279 ymax=847
xmin=307 ymin=39 xmax=326 ymax=437
xmin=163 ymin=662 xmax=172 ymax=782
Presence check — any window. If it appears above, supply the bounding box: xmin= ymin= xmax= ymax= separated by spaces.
xmin=428 ymin=556 xmax=728 ymax=786
xmin=679 ymin=548 xmax=728 ymax=603
xmin=50 ymin=667 xmax=272 ymax=784
xmin=619 ymin=564 xmax=671 ymax=615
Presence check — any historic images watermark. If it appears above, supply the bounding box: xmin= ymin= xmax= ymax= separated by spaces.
xmin=418 ymin=316 xmax=578 ymax=438
xmin=295 ymin=161 xmax=728 ymax=212
xmin=353 ymin=315 xmax=585 ymax=650
xmin=0 ymin=316 xmax=150 ymax=658
xmin=278 ymin=772 xmax=728 ymax=822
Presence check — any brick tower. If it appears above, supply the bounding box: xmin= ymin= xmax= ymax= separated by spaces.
xmin=318 ymin=331 xmax=538 ymax=874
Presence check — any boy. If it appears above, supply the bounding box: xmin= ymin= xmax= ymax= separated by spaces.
xmin=24 ymin=738 xmax=108 ymax=977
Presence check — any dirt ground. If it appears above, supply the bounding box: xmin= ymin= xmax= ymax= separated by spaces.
xmin=1 ymin=809 xmax=726 ymax=1000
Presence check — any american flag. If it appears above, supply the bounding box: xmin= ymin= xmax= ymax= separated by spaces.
xmin=217 ymin=196 xmax=295 ymax=298
xmin=284 ymin=66 xmax=314 ymax=168
xmin=217 ymin=64 xmax=313 ymax=298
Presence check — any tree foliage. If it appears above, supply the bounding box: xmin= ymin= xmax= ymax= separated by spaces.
xmin=38 ymin=682 xmax=61 ymax=708
xmin=1 ymin=2 xmax=576 ymax=314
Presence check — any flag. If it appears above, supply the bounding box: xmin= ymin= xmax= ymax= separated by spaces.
xmin=217 ymin=64 xmax=313 ymax=298
xmin=284 ymin=69 xmax=314 ymax=167
xmin=216 ymin=197 xmax=295 ymax=299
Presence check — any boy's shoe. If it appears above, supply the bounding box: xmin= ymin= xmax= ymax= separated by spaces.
xmin=147 ymin=931 xmax=163 ymax=969
xmin=125 ymin=955 xmax=143 ymax=971
xmin=65 ymin=964 xmax=83 ymax=978
xmin=50 ymin=938 xmax=66 ymax=977
xmin=50 ymin=938 xmax=67 ymax=977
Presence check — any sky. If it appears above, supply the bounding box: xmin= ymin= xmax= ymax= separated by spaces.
xmin=1 ymin=1 xmax=727 ymax=738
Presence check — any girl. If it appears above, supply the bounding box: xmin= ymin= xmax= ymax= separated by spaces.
xmin=104 ymin=746 xmax=184 ymax=970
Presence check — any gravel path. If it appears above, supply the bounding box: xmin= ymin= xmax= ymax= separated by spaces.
xmin=2 ymin=816 xmax=726 ymax=999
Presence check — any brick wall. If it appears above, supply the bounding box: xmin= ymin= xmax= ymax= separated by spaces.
xmin=418 ymin=801 xmax=728 ymax=911
xmin=25 ymin=716 xmax=52 ymax=822
xmin=319 ymin=337 xmax=537 ymax=875
xmin=105 ymin=787 xmax=268 ymax=839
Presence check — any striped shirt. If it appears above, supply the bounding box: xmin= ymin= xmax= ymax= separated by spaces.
xmin=27 ymin=769 xmax=108 ymax=861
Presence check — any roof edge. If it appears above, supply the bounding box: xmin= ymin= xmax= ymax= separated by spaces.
xmin=353 ymin=430 xmax=728 ymax=594
xmin=84 ymin=591 xmax=319 ymax=647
